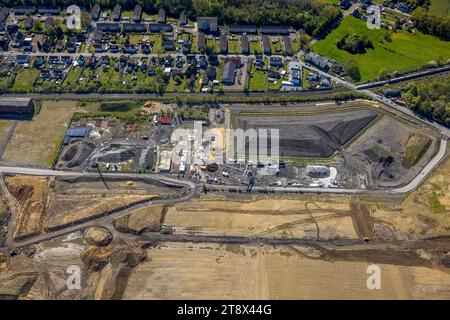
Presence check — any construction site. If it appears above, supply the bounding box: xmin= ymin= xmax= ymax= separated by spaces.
xmin=0 ymin=154 xmax=449 ymax=299
xmin=0 ymin=97 xmax=448 ymax=300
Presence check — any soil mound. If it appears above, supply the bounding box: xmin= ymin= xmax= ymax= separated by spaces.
xmin=83 ymin=227 xmax=113 ymax=246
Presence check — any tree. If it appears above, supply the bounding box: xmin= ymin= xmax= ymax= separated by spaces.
xmin=344 ymin=58 xmax=360 ymax=81
xmin=33 ymin=20 xmax=43 ymax=32
xmin=378 ymin=68 xmax=391 ymax=80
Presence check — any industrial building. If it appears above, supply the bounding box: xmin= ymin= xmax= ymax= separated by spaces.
xmin=63 ymin=127 xmax=92 ymax=145
xmin=0 ymin=97 xmax=34 ymax=114
xmin=158 ymin=150 xmax=173 ymax=173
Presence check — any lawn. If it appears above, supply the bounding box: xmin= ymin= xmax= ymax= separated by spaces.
xmin=249 ymin=39 xmax=262 ymax=55
xmin=228 ymin=39 xmax=241 ymax=54
xmin=402 ymin=134 xmax=432 ymax=169
xmin=149 ymin=34 xmax=163 ymax=53
xmin=429 ymin=0 xmax=450 ymax=16
xmin=312 ymin=16 xmax=450 ymax=81
xmin=428 ymin=192 xmax=446 ymax=214
xmin=271 ymin=39 xmax=284 ymax=55
xmin=3 ymin=101 xmax=97 ymax=166
xmin=12 ymin=68 xmax=40 ymax=92
xmin=248 ymin=65 xmax=267 ymax=91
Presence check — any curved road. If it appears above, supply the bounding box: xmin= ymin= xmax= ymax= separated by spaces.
xmin=2 ymin=172 xmax=196 ymax=249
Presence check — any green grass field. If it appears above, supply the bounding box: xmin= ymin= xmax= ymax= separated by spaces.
xmin=12 ymin=68 xmax=40 ymax=92
xmin=429 ymin=0 xmax=450 ymax=16
xmin=312 ymin=16 xmax=450 ymax=81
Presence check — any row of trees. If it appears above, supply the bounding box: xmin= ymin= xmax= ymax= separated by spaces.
xmin=3 ymin=0 xmax=342 ymax=37
xmin=411 ymin=7 xmax=450 ymax=41
xmin=402 ymin=78 xmax=450 ymax=127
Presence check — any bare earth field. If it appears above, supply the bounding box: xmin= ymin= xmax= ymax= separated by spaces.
xmin=164 ymin=198 xmax=358 ymax=240
xmin=349 ymin=116 xmax=437 ymax=188
xmin=5 ymin=176 xmax=49 ymax=241
xmin=2 ymin=101 xmax=94 ymax=166
xmin=123 ymin=242 xmax=450 ymax=300
xmin=164 ymin=171 xmax=449 ymax=241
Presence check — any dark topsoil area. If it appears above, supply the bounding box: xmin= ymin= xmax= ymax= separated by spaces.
xmin=234 ymin=109 xmax=378 ymax=157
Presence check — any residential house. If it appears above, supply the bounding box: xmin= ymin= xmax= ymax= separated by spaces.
xmin=269 ymin=56 xmax=283 ymax=68
xmin=181 ymin=40 xmax=191 ymax=54
xmin=93 ymin=30 xmax=103 ymax=43
xmin=62 ymin=56 xmax=72 ymax=65
xmin=123 ymin=23 xmax=147 ymax=33
xmin=197 ymin=17 xmax=218 ymax=33
xmin=142 ymin=43 xmax=151 ymax=54
xmin=133 ymin=4 xmax=142 ymax=22
xmin=11 ymin=6 xmax=36 ymax=15
xmin=16 ymin=54 xmax=31 ymax=65
xmin=262 ymin=35 xmax=271 ymax=55
xmin=149 ymin=23 xmax=173 ymax=33
xmin=260 ymin=26 xmax=289 ymax=35
xmin=38 ymin=7 xmax=61 ymax=15
xmin=305 ymin=52 xmax=329 ymax=71
xmin=0 ymin=33 xmax=9 ymax=51
xmin=97 ymin=22 xmax=121 ymax=32
xmin=148 ymin=65 xmax=155 ymax=76
xmin=255 ymin=55 xmax=264 ymax=69
xmin=219 ymin=34 xmax=227 ymax=54
xmin=199 ymin=55 xmax=208 ymax=68
xmin=241 ymin=35 xmax=249 ymax=55
xmin=40 ymin=38 xmax=53 ymax=52
xmin=229 ymin=25 xmax=257 ymax=34
xmin=93 ymin=43 xmax=106 ymax=53
xmin=320 ymin=76 xmax=332 ymax=88
xmin=101 ymin=55 xmax=110 ymax=67
xmin=45 ymin=17 xmax=54 ymax=30
xmin=287 ymin=61 xmax=301 ymax=87
xmin=340 ymin=0 xmax=352 ymax=10
xmin=157 ymin=8 xmax=166 ymax=24
xmin=76 ymin=55 xmax=86 ymax=67
xmin=112 ymin=4 xmax=121 ymax=21
xmin=283 ymin=36 xmax=292 ymax=56
xmin=24 ymin=16 xmax=34 ymax=31
xmin=12 ymin=31 xmax=24 ymax=48
xmin=23 ymin=37 xmax=33 ymax=52
xmin=53 ymin=69 xmax=65 ymax=80
xmin=202 ymin=65 xmax=216 ymax=86
xmin=179 ymin=13 xmax=187 ymax=26
xmin=307 ymin=72 xmax=319 ymax=82
xmin=197 ymin=32 xmax=206 ymax=50
xmin=123 ymin=44 xmax=137 ymax=54
xmin=109 ymin=43 xmax=120 ymax=53
xmin=66 ymin=38 xmax=77 ymax=53
xmin=7 ymin=25 xmax=19 ymax=35
xmin=222 ymin=59 xmax=237 ymax=85
xmin=88 ymin=55 xmax=97 ymax=69
xmin=0 ymin=7 xmax=9 ymax=30
xmin=163 ymin=41 xmax=175 ymax=51
xmin=76 ymin=33 xmax=86 ymax=42
xmin=34 ymin=56 xmax=46 ymax=68
xmin=91 ymin=4 xmax=101 ymax=20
